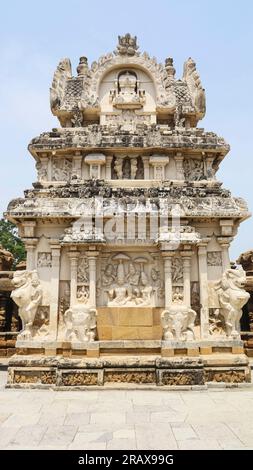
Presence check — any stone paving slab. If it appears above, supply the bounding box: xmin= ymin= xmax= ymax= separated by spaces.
xmin=0 ymin=371 xmax=253 ymax=450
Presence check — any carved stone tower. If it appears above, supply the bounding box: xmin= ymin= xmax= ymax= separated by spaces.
xmin=6 ymin=34 xmax=251 ymax=387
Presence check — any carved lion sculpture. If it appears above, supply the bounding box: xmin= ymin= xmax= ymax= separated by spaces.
xmin=161 ymin=293 xmax=196 ymax=341
xmin=214 ymin=267 xmax=250 ymax=338
xmin=64 ymin=304 xmax=97 ymax=342
xmin=11 ymin=270 xmax=43 ymax=340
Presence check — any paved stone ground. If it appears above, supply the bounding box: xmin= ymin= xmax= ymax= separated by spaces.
xmin=0 ymin=371 xmax=253 ymax=450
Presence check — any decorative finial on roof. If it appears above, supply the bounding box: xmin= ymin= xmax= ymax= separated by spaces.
xmin=77 ymin=56 xmax=88 ymax=76
xmin=165 ymin=57 xmax=175 ymax=79
xmin=115 ymin=33 xmax=139 ymax=56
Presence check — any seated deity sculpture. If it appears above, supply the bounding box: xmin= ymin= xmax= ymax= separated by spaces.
xmin=107 ymin=260 xmax=153 ymax=306
xmin=110 ymin=70 xmax=145 ymax=109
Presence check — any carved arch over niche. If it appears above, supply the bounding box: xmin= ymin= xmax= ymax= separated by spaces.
xmin=79 ymin=53 xmax=176 ymax=109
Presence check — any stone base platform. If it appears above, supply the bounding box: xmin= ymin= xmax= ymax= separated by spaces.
xmin=15 ymin=338 xmax=245 ymax=358
xmin=241 ymin=332 xmax=253 ymax=357
xmin=0 ymin=332 xmax=18 ymax=357
xmin=6 ymin=349 xmax=251 ymax=389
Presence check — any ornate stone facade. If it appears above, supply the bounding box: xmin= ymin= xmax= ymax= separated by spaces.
xmin=5 ymin=34 xmax=251 ymax=386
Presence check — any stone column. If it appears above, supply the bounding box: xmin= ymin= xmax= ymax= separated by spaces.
xmin=72 ymin=152 xmax=82 ymax=179
xmin=49 ymin=242 xmax=61 ymax=337
xmin=86 ymin=250 xmax=99 ymax=308
xmin=218 ymin=237 xmax=231 ymax=271
xmin=68 ymin=249 xmax=80 ymax=306
xmin=198 ymin=240 xmax=210 ymax=338
xmin=24 ymin=238 xmax=38 ymax=270
xmin=174 ymin=152 xmax=185 ymax=181
xmin=182 ymin=253 xmax=192 ymax=307
xmin=142 ymin=157 xmax=150 ymax=180
xmin=105 ymin=156 xmax=113 ymax=179
xmin=162 ymin=253 xmax=173 ymax=308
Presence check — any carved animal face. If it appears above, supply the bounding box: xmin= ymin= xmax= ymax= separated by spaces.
xmin=12 ymin=270 xmax=29 ymax=288
xmin=224 ymin=268 xmax=247 ymax=290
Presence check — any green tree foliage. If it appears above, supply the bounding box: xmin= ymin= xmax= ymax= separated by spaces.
xmin=0 ymin=219 xmax=26 ymax=267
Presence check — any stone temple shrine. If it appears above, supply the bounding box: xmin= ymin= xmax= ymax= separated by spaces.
xmin=5 ymin=34 xmax=251 ymax=387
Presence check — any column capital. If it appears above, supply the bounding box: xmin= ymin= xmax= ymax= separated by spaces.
xmin=50 ymin=241 xmax=61 ymax=250
xmin=180 ymin=250 xmax=193 ymax=258
xmin=85 ymin=251 xmax=100 ymax=258
xmin=174 ymin=152 xmax=184 ymax=161
xmin=161 ymin=250 xmax=176 ymax=258
xmin=23 ymin=237 xmax=38 ymax=247
xmin=74 ymin=150 xmax=83 ymax=157
xmin=67 ymin=248 xmax=80 ymax=259
xmin=217 ymin=236 xmax=233 ymax=246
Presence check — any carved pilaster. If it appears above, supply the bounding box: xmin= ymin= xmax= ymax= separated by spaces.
xmin=68 ymin=249 xmax=80 ymax=306
xmin=49 ymin=242 xmax=61 ymax=337
xmin=174 ymin=153 xmax=185 ymax=181
xmin=182 ymin=252 xmax=192 ymax=307
xmin=105 ymin=156 xmax=113 ymax=179
xmin=37 ymin=154 xmax=49 ymax=182
xmin=162 ymin=253 xmax=173 ymax=308
xmin=142 ymin=156 xmax=150 ymax=180
xmin=23 ymin=238 xmax=38 ymax=270
xmin=85 ymin=250 xmax=99 ymax=308
xmin=205 ymin=153 xmax=216 ymax=180
xmin=217 ymin=237 xmax=232 ymax=271
xmin=198 ymin=239 xmax=210 ymax=338
xmin=72 ymin=152 xmax=82 ymax=179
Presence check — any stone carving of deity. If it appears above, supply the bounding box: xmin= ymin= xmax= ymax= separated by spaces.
xmin=36 ymin=161 xmax=48 ymax=182
xmin=52 ymin=158 xmax=72 ymax=181
xmin=139 ymin=271 xmax=153 ymax=305
xmin=151 ymin=268 xmax=162 ymax=287
xmin=77 ymin=257 xmax=89 ymax=283
xmin=126 ymin=263 xmax=140 ymax=287
xmin=172 ymin=257 xmax=183 ymax=284
xmin=102 ymin=264 xmax=116 ymax=287
xmin=37 ymin=252 xmax=52 ymax=268
xmin=184 ymin=159 xmax=205 ymax=181
xmin=108 ymin=279 xmax=131 ymax=306
xmin=107 ymin=256 xmax=153 ymax=306
xmin=77 ymin=285 xmax=89 ymax=303
xmin=114 ymin=157 xmax=123 ymax=179
xmin=122 ymin=157 xmax=131 ymax=179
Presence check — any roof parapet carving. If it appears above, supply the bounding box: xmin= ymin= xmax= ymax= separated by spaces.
xmin=183 ymin=57 xmax=206 ymax=117
xmin=50 ymin=58 xmax=72 ymax=114
xmin=115 ymin=33 xmax=139 ymax=56
xmin=49 ymin=35 xmax=206 ymax=127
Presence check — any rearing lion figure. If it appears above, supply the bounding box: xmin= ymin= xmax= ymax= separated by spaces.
xmin=214 ymin=267 xmax=250 ymax=338
xmin=11 ymin=270 xmax=43 ymax=340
